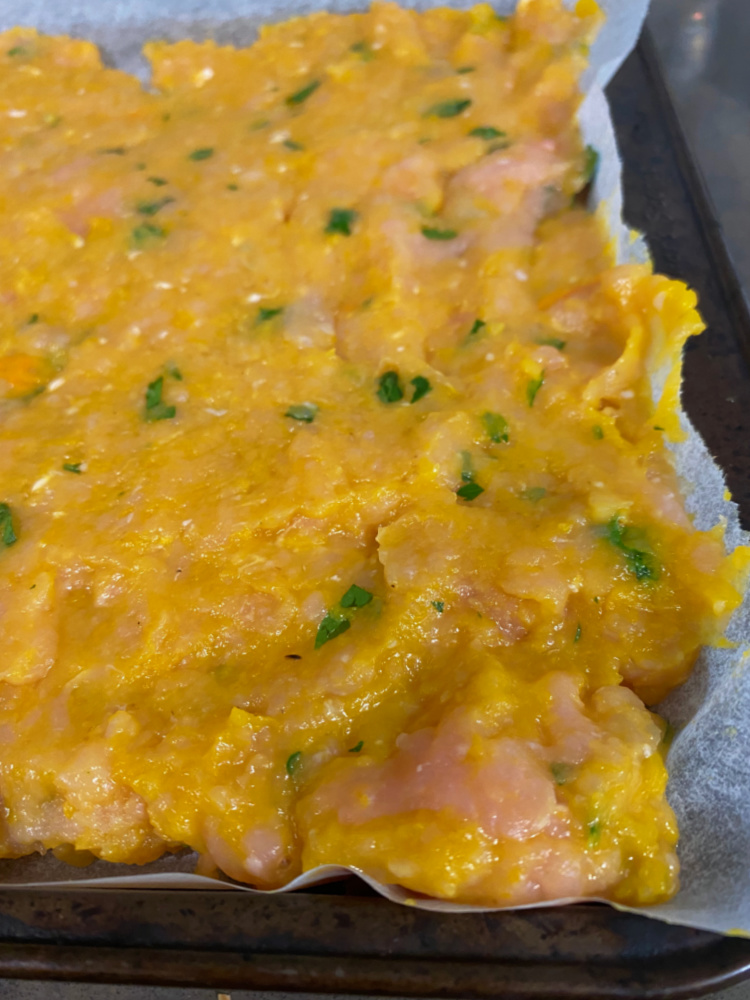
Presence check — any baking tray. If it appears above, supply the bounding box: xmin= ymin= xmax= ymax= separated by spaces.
xmin=1 ymin=27 xmax=750 ymax=1000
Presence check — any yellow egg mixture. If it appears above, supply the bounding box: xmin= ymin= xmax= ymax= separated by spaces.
xmin=0 ymin=0 xmax=747 ymax=906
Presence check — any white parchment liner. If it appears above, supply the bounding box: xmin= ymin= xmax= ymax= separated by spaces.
xmin=1 ymin=0 xmax=749 ymax=937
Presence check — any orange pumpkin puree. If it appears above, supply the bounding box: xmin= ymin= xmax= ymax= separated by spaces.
xmin=0 ymin=0 xmax=746 ymax=906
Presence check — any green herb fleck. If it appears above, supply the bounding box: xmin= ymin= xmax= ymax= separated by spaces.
xmin=227 ymin=183 xmax=239 ymax=191
xmin=350 ymin=41 xmax=374 ymax=61
xmin=283 ymin=138 xmax=304 ymax=151
xmin=286 ymin=751 xmax=302 ymax=776
xmin=136 ymin=197 xmax=174 ymax=216
xmin=62 ymin=463 xmax=82 ymax=474
xmin=326 ymin=207 xmax=358 ymax=236
xmin=349 ymin=740 xmax=364 ymax=753
xmin=457 ymin=481 xmax=484 ymax=501
xmin=469 ymin=318 xmax=486 ymax=337
xmin=256 ymin=306 xmax=283 ymax=324
xmin=425 ymin=98 xmax=472 ymax=118
xmin=132 ymin=223 xmax=166 ymax=247
xmin=166 ymin=363 xmax=183 ymax=381
xmin=286 ymin=80 xmax=320 ymax=106
xmin=535 ymin=336 xmax=566 ymax=351
xmin=456 ymin=65 xmax=475 ymax=74
xmin=147 ymin=176 xmax=168 ymax=186
xmin=583 ymin=144 xmax=600 ymax=184
xmin=521 ymin=486 xmax=547 ymax=503
xmin=285 ymin=403 xmax=317 ymax=423
xmin=421 ymin=226 xmax=458 ymax=241
xmin=460 ymin=451 xmax=474 ymax=482
xmin=100 ymin=147 xmax=126 ymax=155
xmin=482 ymin=411 xmax=509 ymax=444
xmin=27 ymin=314 xmax=39 ymax=325
xmin=653 ymin=425 xmax=665 ymax=432
xmin=431 ymin=600 xmax=444 ymax=614
xmin=410 ymin=376 xmax=432 ymax=403
xmin=592 ymin=424 xmax=604 ymax=440
xmin=188 ymin=147 xmax=214 ymax=161
xmin=551 ymin=763 xmax=572 ymax=786
xmin=377 ymin=370 xmax=403 ymax=403
xmin=7 ymin=46 xmax=29 ymax=57
xmin=250 ymin=119 xmax=270 ymax=131
xmin=340 ymin=584 xmax=373 ymax=609
xmin=469 ymin=126 xmax=505 ymax=140
xmin=604 ymin=516 xmax=659 ymax=582
xmin=587 ymin=819 xmax=601 ymax=845
xmin=144 ymin=375 xmax=176 ymax=422
xmin=526 ymin=373 xmax=545 ymax=407
xmin=136 ymin=162 xmax=146 ymax=170
xmin=0 ymin=504 xmax=18 ymax=548
xmin=315 ymin=609 xmax=351 ymax=649
xmin=574 ymin=623 xmax=582 ymax=643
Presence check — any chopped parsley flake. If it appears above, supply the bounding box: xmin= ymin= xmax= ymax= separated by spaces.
xmin=425 ymin=99 xmax=472 ymax=118
xmin=349 ymin=740 xmax=365 ymax=753
xmin=144 ymin=375 xmax=176 ymax=422
xmin=315 ymin=609 xmax=351 ymax=649
xmin=653 ymin=425 xmax=665 ymax=432
xmin=340 ymin=584 xmax=373 ymax=609
xmin=27 ymin=314 xmax=39 ymax=325
xmin=132 ymin=223 xmax=166 ymax=247
xmin=286 ymin=80 xmax=320 ymax=106
xmin=166 ymin=363 xmax=183 ymax=381
xmin=62 ymin=463 xmax=82 ymax=474
xmin=583 ymin=145 xmax=600 ymax=184
xmin=535 ymin=336 xmax=566 ymax=351
xmin=521 ymin=486 xmax=546 ymax=502
xmin=250 ymin=119 xmax=270 ymax=130
xmin=551 ymin=763 xmax=572 ymax=786
xmin=0 ymin=503 xmax=17 ymax=548
xmin=350 ymin=41 xmax=374 ymax=61
xmin=227 ymin=183 xmax=239 ymax=191
xmin=574 ymin=623 xmax=582 ymax=643
xmin=410 ymin=375 xmax=432 ymax=403
xmin=377 ymin=370 xmax=403 ymax=403
xmin=457 ymin=481 xmax=484 ymax=501
xmin=431 ymin=600 xmax=444 ymax=614
xmin=456 ymin=65 xmax=475 ymax=74
xmin=592 ymin=425 xmax=604 ymax=440
xmin=482 ymin=411 xmax=509 ymax=444
xmin=188 ymin=147 xmax=214 ymax=161
xmin=283 ymin=138 xmax=304 ymax=151
xmin=326 ymin=207 xmax=358 ymax=236
xmin=469 ymin=126 xmax=505 ymax=140
xmin=286 ymin=751 xmax=302 ymax=776
xmin=526 ymin=373 xmax=545 ymax=407
xmin=147 ymin=176 xmax=168 ymax=186
xmin=587 ymin=819 xmax=601 ymax=845
xmin=136 ymin=197 xmax=174 ymax=216
xmin=605 ymin=516 xmax=659 ymax=582
xmin=469 ymin=318 xmax=486 ymax=336
xmin=256 ymin=306 xmax=283 ymax=324
xmin=7 ymin=46 xmax=29 ymax=57
xmin=285 ymin=403 xmax=317 ymax=423
xmin=421 ymin=226 xmax=458 ymax=241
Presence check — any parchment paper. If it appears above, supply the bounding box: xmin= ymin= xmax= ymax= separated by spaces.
xmin=2 ymin=0 xmax=749 ymax=937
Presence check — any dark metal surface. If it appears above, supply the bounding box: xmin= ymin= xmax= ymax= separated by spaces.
xmin=0 ymin=889 xmax=748 ymax=998
xmin=1 ymin=32 xmax=750 ymax=1000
